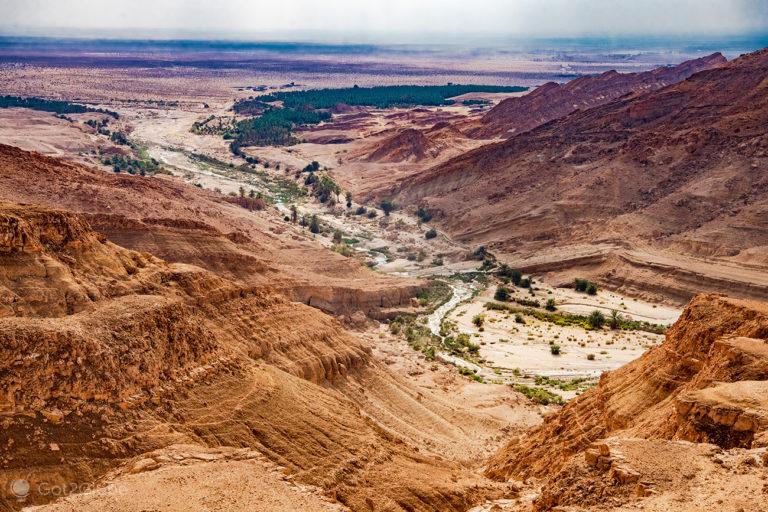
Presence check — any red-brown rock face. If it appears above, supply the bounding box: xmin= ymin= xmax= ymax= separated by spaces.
xmin=468 ymin=52 xmax=726 ymax=139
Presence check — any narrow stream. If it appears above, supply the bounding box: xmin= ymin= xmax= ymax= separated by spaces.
xmin=427 ymin=282 xmax=472 ymax=337
xmin=426 ymin=282 xmax=487 ymax=375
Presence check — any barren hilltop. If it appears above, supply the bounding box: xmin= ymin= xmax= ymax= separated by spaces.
xmin=390 ymin=48 xmax=768 ymax=303
xmin=466 ymin=52 xmax=727 ymax=139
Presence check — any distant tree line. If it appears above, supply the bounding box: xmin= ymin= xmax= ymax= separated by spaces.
xmin=230 ymin=107 xmax=331 ymax=148
xmin=227 ymin=84 xmax=526 ymax=150
xmin=240 ymin=84 xmax=527 ymax=110
xmin=0 ymin=95 xmax=119 ymax=118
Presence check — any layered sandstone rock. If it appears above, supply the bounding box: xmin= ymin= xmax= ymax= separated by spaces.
xmin=0 ymin=203 xmax=509 ymax=511
xmin=0 ymin=144 xmax=424 ymax=320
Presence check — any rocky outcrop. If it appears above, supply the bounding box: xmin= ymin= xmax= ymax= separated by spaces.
xmin=481 ymin=294 xmax=768 ymax=510
xmin=675 ymin=380 xmax=768 ymax=448
xmin=485 ymin=294 xmax=768 ymax=482
xmin=0 ymin=204 xmax=371 ymax=411
xmin=530 ymin=436 xmax=766 ymax=511
xmin=288 ymin=281 xmax=424 ymax=320
xmin=0 ymin=204 xmax=159 ymax=317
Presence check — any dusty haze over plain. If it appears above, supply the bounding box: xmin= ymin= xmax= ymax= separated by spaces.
xmin=1 ymin=0 xmax=767 ymax=40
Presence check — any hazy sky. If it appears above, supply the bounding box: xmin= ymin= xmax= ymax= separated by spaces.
xmin=1 ymin=0 xmax=767 ymax=39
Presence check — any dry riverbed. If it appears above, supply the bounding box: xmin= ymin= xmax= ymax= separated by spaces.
xmin=127 ymin=105 xmax=682 ymax=404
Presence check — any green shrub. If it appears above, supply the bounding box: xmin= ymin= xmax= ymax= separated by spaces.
xmin=309 ymin=215 xmax=320 ymax=234
xmin=494 ymin=286 xmax=510 ymax=301
xmin=425 ymin=228 xmax=438 ymax=239
xmin=472 ymin=246 xmax=489 ymax=261
xmin=311 ymin=173 xmax=341 ymax=203
xmin=575 ymin=278 xmax=598 ymax=295
xmin=110 ymin=131 xmax=129 ymax=145
xmin=416 ymin=207 xmax=432 ymax=222
xmin=512 ymin=384 xmax=563 ymax=405
xmin=550 ymin=344 xmax=562 ymax=355
xmin=588 ymin=310 xmax=606 ymax=329
xmin=379 ymin=199 xmax=396 ymax=216
xmin=480 ymin=258 xmax=497 ymax=271
xmin=458 ymin=366 xmax=484 ymax=383
xmin=513 ymin=297 xmax=540 ymax=308
xmin=545 ymin=298 xmax=557 ymax=311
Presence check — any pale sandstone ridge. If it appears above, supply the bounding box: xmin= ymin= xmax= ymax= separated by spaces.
xmin=390 ymin=48 xmax=768 ymax=303
xmin=483 ymin=293 xmax=768 ymax=510
xmin=466 ymin=52 xmax=726 ymax=139
xmin=0 ymin=144 xmax=423 ymax=319
xmin=0 ymin=203 xmax=523 ymax=511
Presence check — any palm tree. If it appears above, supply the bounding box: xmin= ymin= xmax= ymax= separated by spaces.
xmin=609 ymin=310 xmax=622 ymax=330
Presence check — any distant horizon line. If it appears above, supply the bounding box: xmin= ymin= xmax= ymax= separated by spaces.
xmin=1 ymin=27 xmax=768 ymax=46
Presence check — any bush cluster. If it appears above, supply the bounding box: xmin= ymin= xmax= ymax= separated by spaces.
xmin=574 ymin=278 xmax=598 ymax=295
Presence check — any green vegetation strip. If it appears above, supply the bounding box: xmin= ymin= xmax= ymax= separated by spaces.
xmin=533 ymin=375 xmax=593 ymax=392
xmin=416 ymin=280 xmax=453 ymax=313
xmin=187 ymin=152 xmax=304 ymax=203
xmin=484 ymin=302 xmax=667 ymax=334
